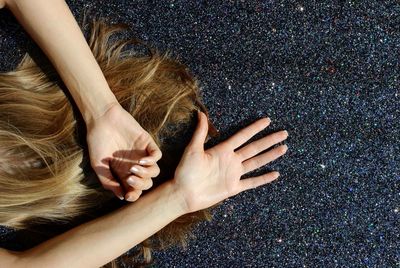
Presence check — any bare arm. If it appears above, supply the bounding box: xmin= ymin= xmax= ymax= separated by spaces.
xmin=1 ymin=181 xmax=187 ymax=268
xmin=2 ymin=0 xmax=163 ymax=200
xmin=0 ymin=112 xmax=287 ymax=267
xmin=3 ymin=0 xmax=117 ymax=123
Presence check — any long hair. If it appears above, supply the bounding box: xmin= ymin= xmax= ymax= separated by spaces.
xmin=0 ymin=20 xmax=219 ymax=267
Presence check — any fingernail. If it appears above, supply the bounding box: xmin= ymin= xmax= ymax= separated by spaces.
xmin=266 ymin=117 xmax=271 ymax=123
xmin=283 ymin=130 xmax=289 ymax=137
xmin=126 ymin=195 xmax=136 ymax=202
xmin=127 ymin=177 xmax=136 ymax=187
xmin=274 ymin=172 xmax=280 ymax=178
xmin=117 ymin=193 xmax=124 ymax=200
xmin=130 ymin=166 xmax=139 ymax=173
xmin=139 ymin=159 xmax=148 ymax=165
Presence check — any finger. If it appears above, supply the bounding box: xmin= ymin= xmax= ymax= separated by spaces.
xmin=94 ymin=166 xmax=125 ymax=200
xmin=240 ymin=171 xmax=280 ymax=191
xmin=118 ymin=172 xmax=137 ymax=200
xmin=130 ymin=164 xmax=160 ymax=178
xmin=108 ymin=184 xmax=125 ymax=201
xmin=125 ymin=188 xmax=143 ymax=202
xmin=236 ymin=130 xmax=288 ymax=160
xmin=126 ymin=175 xmax=153 ymax=190
xmin=110 ymin=158 xmax=139 ymax=179
xmin=224 ymin=117 xmax=271 ymax=149
xmin=186 ymin=111 xmax=209 ymax=152
xmin=242 ymin=144 xmax=288 ymax=173
xmin=148 ymin=140 xmax=163 ymax=161
xmin=138 ymin=139 xmax=162 ymax=165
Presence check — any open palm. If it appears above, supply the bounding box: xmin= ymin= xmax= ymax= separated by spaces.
xmin=173 ymin=111 xmax=288 ymax=213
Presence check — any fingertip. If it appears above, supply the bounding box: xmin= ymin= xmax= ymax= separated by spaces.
xmin=154 ymin=165 xmax=161 ymax=177
xmin=115 ymin=191 xmax=124 ymax=200
xmin=138 ymin=158 xmax=155 ymax=165
xmin=151 ymin=150 xmax=163 ymax=161
xmin=198 ymin=110 xmax=206 ymax=122
xmin=125 ymin=190 xmax=141 ymax=202
xmin=147 ymin=141 xmax=163 ymax=160
xmin=109 ymin=180 xmax=121 ymax=187
xmin=125 ymin=195 xmax=137 ymax=202
xmin=101 ymin=177 xmax=121 ymax=188
xmin=200 ymin=111 xmax=208 ymax=129
xmin=259 ymin=117 xmax=271 ymax=128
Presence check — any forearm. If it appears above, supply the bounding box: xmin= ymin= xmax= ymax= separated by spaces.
xmin=12 ymin=182 xmax=187 ymax=268
xmin=5 ymin=0 xmax=117 ymax=123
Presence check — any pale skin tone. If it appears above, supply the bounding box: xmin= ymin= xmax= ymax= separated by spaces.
xmin=0 ymin=0 xmax=290 ymax=266
xmin=0 ymin=111 xmax=289 ymax=267
xmin=1 ymin=0 xmax=161 ymax=201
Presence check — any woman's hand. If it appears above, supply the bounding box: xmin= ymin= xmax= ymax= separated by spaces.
xmin=173 ymin=111 xmax=288 ymax=213
xmin=87 ymin=103 xmax=162 ymax=201
xmin=2 ymin=0 xmax=162 ymax=202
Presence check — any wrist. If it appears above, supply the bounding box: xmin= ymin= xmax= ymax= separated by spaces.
xmin=83 ymin=97 xmax=121 ymax=131
xmin=165 ymin=180 xmax=191 ymax=215
xmin=81 ymin=95 xmax=120 ymax=126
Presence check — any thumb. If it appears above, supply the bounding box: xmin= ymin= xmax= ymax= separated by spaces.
xmin=187 ymin=111 xmax=209 ymax=152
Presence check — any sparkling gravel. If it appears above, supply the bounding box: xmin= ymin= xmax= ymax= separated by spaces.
xmin=1 ymin=1 xmax=399 ymax=267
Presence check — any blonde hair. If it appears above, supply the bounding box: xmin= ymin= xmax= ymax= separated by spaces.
xmin=0 ymin=20 xmax=219 ymax=267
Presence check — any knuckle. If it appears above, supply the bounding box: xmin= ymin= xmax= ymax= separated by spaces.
xmin=145 ymin=179 xmax=153 ymax=190
xmin=138 ymin=166 xmax=147 ymax=175
xmin=157 ymin=150 xmax=162 ymax=160
xmin=136 ymin=179 xmax=147 ymax=189
xmin=138 ymin=177 xmax=151 ymax=189
xmin=137 ymin=133 xmax=149 ymax=143
xmin=135 ymin=190 xmax=143 ymax=199
xmin=154 ymin=166 xmax=160 ymax=177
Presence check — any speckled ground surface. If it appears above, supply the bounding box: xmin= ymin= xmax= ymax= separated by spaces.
xmin=1 ymin=1 xmax=399 ymax=267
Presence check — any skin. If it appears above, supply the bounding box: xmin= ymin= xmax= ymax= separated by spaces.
xmin=1 ymin=0 xmax=161 ymax=201
xmin=0 ymin=111 xmax=289 ymax=267
xmin=0 ymin=0 xmax=290 ymax=266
